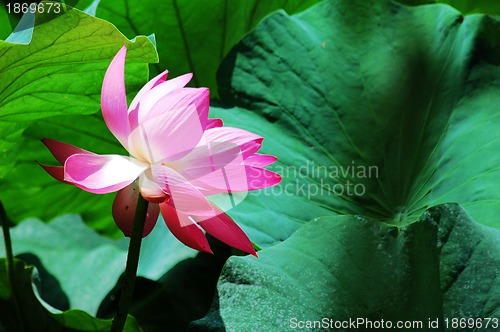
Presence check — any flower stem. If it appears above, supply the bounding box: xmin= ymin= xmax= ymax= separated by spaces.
xmin=0 ymin=202 xmax=24 ymax=331
xmin=111 ymin=194 xmax=149 ymax=332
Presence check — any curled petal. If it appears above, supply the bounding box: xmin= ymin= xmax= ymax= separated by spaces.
xmin=205 ymin=118 xmax=223 ymax=129
xmin=160 ymin=202 xmax=212 ymax=254
xmin=129 ymin=69 xmax=170 ymax=112
xmin=130 ymin=103 xmax=204 ymax=163
xmin=101 ymin=45 xmax=130 ymax=150
xmin=198 ymin=207 xmax=257 ymax=257
xmin=137 ymin=73 xmax=194 ymax=121
xmin=201 ymin=127 xmax=263 ymax=159
xmin=112 ymin=182 xmax=160 ymax=237
xmin=140 ymin=87 xmax=209 ymax=129
xmin=243 ymin=154 xmax=277 ymax=168
xmin=42 ymin=138 xmax=94 ymax=164
xmin=64 ymin=154 xmax=147 ymax=194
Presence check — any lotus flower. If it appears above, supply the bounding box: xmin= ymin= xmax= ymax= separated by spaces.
xmin=40 ymin=45 xmax=281 ymax=256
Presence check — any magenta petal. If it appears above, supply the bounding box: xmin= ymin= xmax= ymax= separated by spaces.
xmin=42 ymin=138 xmax=94 ymax=164
xmin=201 ymin=127 xmax=263 ymax=159
xmin=245 ymin=166 xmax=282 ymax=190
xmin=151 ymin=164 xmax=214 ymax=218
xmin=244 ymin=154 xmax=278 ymax=168
xmin=39 ymin=164 xmax=65 ymax=183
xmin=198 ymin=208 xmax=257 ymax=257
xmin=189 ymin=165 xmax=281 ymax=195
xmin=174 ymin=142 xmax=278 ymax=194
xmin=160 ymin=202 xmax=213 ymax=254
xmin=175 ymin=127 xmax=262 ymax=179
xmin=137 ymin=73 xmax=194 ymax=120
xmin=129 ymin=69 xmax=170 ymax=112
xmin=64 ymin=154 xmax=147 ymax=194
xmin=130 ymin=102 xmax=204 ymax=163
xmin=174 ymin=140 xmax=244 ymax=180
xmin=112 ymin=182 xmax=160 ymax=237
xmin=205 ymin=118 xmax=223 ymax=129
xmin=101 ymin=45 xmax=130 ymax=150
xmin=179 ymin=152 xmax=248 ymax=195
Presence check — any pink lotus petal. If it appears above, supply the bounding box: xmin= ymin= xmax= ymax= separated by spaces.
xmin=173 ymin=140 xmax=244 ymax=180
xmin=202 ymin=127 xmax=263 ymax=159
xmin=190 ymin=166 xmax=281 ymax=195
xmin=130 ymin=103 xmax=204 ymax=163
xmin=151 ymin=164 xmax=214 ymax=220
xmin=174 ymin=126 xmax=262 ymax=179
xmin=198 ymin=207 xmax=257 ymax=257
xmin=112 ymin=182 xmax=160 ymax=237
xmin=245 ymin=166 xmax=282 ymax=190
xmin=64 ymin=154 xmax=147 ymax=194
xmin=101 ymin=45 xmax=130 ymax=150
xmin=137 ymin=73 xmax=194 ymax=121
xmin=38 ymin=163 xmax=125 ymax=195
xmin=42 ymin=138 xmax=94 ymax=164
xmin=205 ymin=118 xmax=223 ymax=129
xmin=38 ymin=163 xmax=98 ymax=192
xmin=127 ymin=107 xmax=140 ymax=134
xmin=243 ymin=154 xmax=278 ymax=167
xmin=160 ymin=202 xmax=212 ymax=254
xmin=171 ymin=138 xmax=280 ymax=194
xmin=171 ymin=144 xmax=248 ymax=195
xmin=138 ymin=169 xmax=169 ymax=203
xmin=129 ymin=69 xmax=170 ymax=112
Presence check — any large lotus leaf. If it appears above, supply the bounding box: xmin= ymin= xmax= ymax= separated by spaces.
xmin=192 ymin=204 xmax=500 ymax=331
xmin=210 ymin=0 xmax=500 ymax=239
xmin=81 ymin=0 xmax=320 ymax=97
xmin=0 ymin=258 xmax=141 ymax=331
xmin=397 ymin=0 xmax=500 ymax=16
xmin=0 ymin=4 xmax=157 ymax=179
xmin=0 ymin=213 xmax=196 ymax=315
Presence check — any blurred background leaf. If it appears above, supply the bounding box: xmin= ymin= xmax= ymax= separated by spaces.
xmin=0 ymin=213 xmax=197 ymax=315
xmin=0 ymin=2 xmax=12 ymax=39
xmin=79 ymin=0 xmax=321 ymax=98
xmin=0 ymin=258 xmax=141 ymax=331
xmin=98 ymin=235 xmax=233 ymax=332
